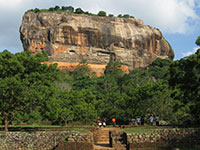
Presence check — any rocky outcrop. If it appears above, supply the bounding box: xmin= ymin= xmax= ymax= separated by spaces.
xmin=20 ymin=11 xmax=174 ymax=74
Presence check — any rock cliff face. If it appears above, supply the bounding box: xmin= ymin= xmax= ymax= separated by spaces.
xmin=20 ymin=11 xmax=174 ymax=75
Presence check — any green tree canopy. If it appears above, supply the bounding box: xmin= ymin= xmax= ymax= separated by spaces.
xmin=98 ymin=11 xmax=107 ymax=16
xmin=75 ymin=8 xmax=84 ymax=14
xmin=195 ymin=36 xmax=200 ymax=46
xmin=169 ymin=49 xmax=200 ymax=124
xmin=0 ymin=50 xmax=59 ymax=131
xmin=147 ymin=58 xmax=172 ymax=81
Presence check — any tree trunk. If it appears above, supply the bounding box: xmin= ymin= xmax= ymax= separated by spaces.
xmin=4 ymin=113 xmax=8 ymax=132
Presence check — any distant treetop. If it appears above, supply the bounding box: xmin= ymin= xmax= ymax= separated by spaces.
xmin=196 ymin=36 xmax=200 ymax=46
xmin=29 ymin=6 xmax=134 ymax=18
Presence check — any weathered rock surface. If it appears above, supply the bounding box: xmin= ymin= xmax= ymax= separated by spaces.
xmin=20 ymin=11 xmax=174 ymax=74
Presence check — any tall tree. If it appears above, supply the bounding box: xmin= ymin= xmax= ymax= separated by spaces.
xmin=0 ymin=50 xmax=59 ymax=131
xmin=169 ymin=49 xmax=200 ymax=124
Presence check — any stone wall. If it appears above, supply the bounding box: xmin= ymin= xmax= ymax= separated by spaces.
xmin=0 ymin=131 xmax=92 ymax=150
xmin=67 ymin=132 xmax=93 ymax=143
xmin=126 ymin=128 xmax=200 ymax=150
xmin=109 ymin=130 xmax=127 ymax=148
xmin=54 ymin=142 xmax=94 ymax=150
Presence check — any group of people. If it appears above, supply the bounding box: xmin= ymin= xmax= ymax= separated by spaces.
xmin=97 ymin=114 xmax=160 ymax=128
xmin=97 ymin=117 xmax=106 ymax=127
xmin=132 ymin=114 xmax=159 ymax=126
xmin=97 ymin=117 xmax=116 ymax=128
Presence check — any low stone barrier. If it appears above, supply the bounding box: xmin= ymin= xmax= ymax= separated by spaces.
xmin=0 ymin=130 xmax=93 ymax=150
xmin=127 ymin=128 xmax=200 ymax=150
xmin=67 ymin=132 xmax=93 ymax=143
xmin=109 ymin=130 xmax=127 ymax=148
xmin=54 ymin=141 xmax=94 ymax=150
xmin=54 ymin=132 xmax=94 ymax=150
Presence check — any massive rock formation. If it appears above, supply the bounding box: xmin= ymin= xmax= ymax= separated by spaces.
xmin=20 ymin=11 xmax=174 ymax=75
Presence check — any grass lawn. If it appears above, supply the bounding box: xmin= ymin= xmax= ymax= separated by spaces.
xmin=122 ymin=125 xmax=172 ymax=133
xmin=179 ymin=145 xmax=200 ymax=150
xmin=0 ymin=124 xmax=94 ymax=133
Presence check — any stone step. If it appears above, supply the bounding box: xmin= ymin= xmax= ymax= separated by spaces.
xmin=94 ymin=146 xmax=126 ymax=150
xmin=96 ymin=139 xmax=109 ymax=143
xmin=94 ymin=128 xmax=124 ymax=150
xmin=96 ymin=142 xmax=110 ymax=145
xmin=96 ymin=135 xmax=109 ymax=139
xmin=94 ymin=144 xmax=114 ymax=150
xmin=94 ymin=148 xmax=115 ymax=150
xmin=96 ymin=132 xmax=109 ymax=135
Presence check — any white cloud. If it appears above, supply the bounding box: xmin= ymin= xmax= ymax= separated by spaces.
xmin=0 ymin=0 xmax=199 ymax=53
xmin=182 ymin=47 xmax=198 ymax=57
xmin=103 ymin=0 xmax=199 ymax=34
xmin=67 ymin=0 xmax=200 ymax=34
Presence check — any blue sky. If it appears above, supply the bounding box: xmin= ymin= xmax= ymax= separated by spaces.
xmin=0 ymin=0 xmax=199 ymax=60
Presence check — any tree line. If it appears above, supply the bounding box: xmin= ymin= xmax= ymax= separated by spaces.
xmin=30 ymin=6 xmax=134 ymax=18
xmin=0 ymin=36 xmax=200 ymax=131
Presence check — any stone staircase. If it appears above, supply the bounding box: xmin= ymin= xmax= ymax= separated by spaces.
xmin=93 ymin=128 xmax=126 ymax=150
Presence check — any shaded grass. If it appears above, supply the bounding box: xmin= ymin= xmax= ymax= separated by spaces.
xmin=179 ymin=145 xmax=200 ymax=150
xmin=0 ymin=124 xmax=94 ymax=133
xmin=122 ymin=125 xmax=173 ymax=134
xmin=68 ymin=128 xmax=91 ymax=134
xmin=123 ymin=128 xmax=154 ymax=134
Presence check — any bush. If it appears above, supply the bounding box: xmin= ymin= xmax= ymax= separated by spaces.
xmin=34 ymin=8 xmax=40 ymax=13
xmin=66 ymin=6 xmax=74 ymax=12
xmin=97 ymin=11 xmax=107 ymax=17
xmin=118 ymin=14 xmax=122 ymax=17
xmin=108 ymin=14 xmax=114 ymax=17
xmin=48 ymin=7 xmax=54 ymax=11
xmin=123 ymin=14 xmax=130 ymax=18
xmin=61 ymin=6 xmax=74 ymax=13
xmin=54 ymin=6 xmax=60 ymax=10
xmin=61 ymin=17 xmax=67 ymax=22
xmin=61 ymin=6 xmax=67 ymax=11
xmin=196 ymin=36 xmax=200 ymax=46
xmin=75 ymin=8 xmax=84 ymax=14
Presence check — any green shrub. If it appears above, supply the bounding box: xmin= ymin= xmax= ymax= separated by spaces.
xmin=34 ymin=8 xmax=40 ymax=13
xmin=123 ymin=14 xmax=130 ymax=18
xmin=118 ymin=14 xmax=122 ymax=17
xmin=98 ymin=11 xmax=107 ymax=17
xmin=66 ymin=6 xmax=74 ymax=12
xmin=108 ymin=14 xmax=114 ymax=17
xmin=75 ymin=8 xmax=84 ymax=14
xmin=48 ymin=7 xmax=54 ymax=11
xmin=61 ymin=17 xmax=67 ymax=22
xmin=54 ymin=6 xmax=60 ymax=11
xmin=196 ymin=36 xmax=200 ymax=46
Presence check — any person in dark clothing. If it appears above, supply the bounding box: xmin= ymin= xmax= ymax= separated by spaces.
xmin=141 ymin=116 xmax=145 ymax=125
xmin=102 ymin=118 xmax=106 ymax=127
xmin=156 ymin=115 xmax=159 ymax=126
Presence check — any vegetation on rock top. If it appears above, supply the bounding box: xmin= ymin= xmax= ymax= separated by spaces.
xmin=29 ymin=6 xmax=135 ymax=18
